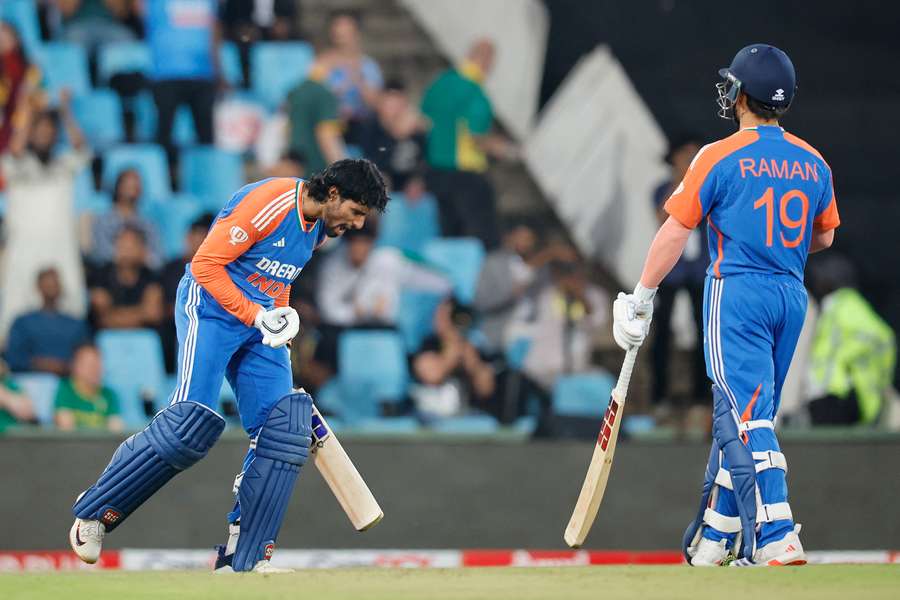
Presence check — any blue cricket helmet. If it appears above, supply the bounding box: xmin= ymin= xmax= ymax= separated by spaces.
xmin=716 ymin=44 xmax=796 ymax=120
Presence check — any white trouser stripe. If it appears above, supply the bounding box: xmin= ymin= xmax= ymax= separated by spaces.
xmin=707 ymin=279 xmax=740 ymax=424
xmin=173 ymin=282 xmax=201 ymax=404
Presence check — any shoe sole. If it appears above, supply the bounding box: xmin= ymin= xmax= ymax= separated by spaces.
xmin=68 ymin=521 xmax=99 ymax=565
xmin=767 ymin=558 xmax=807 ymax=566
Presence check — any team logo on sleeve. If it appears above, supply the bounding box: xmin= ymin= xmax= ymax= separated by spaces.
xmin=229 ymin=226 xmax=249 ymax=245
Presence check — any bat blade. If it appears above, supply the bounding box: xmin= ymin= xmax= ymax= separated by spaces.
xmin=310 ymin=405 xmax=384 ymax=531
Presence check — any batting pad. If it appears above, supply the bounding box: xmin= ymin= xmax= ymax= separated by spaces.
xmin=232 ymin=392 xmax=312 ymax=572
xmin=73 ymin=401 xmax=225 ymax=531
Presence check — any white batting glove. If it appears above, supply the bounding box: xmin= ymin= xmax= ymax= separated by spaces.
xmin=254 ymin=306 xmax=300 ymax=349
xmin=612 ymin=283 xmax=657 ymax=351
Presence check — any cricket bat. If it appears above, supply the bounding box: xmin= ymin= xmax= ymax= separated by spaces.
xmin=310 ymin=403 xmax=384 ymax=531
xmin=564 ymin=347 xmax=638 ymax=548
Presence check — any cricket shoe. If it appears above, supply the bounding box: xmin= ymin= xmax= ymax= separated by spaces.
xmin=69 ymin=518 xmax=105 ymax=564
xmin=213 ymin=544 xmax=294 ymax=574
xmin=730 ymin=527 xmax=806 ymax=567
xmin=688 ymin=537 xmax=730 ymax=566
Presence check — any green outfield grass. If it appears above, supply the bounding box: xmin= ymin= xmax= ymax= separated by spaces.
xmin=1 ymin=565 xmax=897 ymax=600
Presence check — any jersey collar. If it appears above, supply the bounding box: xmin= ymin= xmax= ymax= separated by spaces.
xmin=295 ymin=180 xmax=317 ymax=233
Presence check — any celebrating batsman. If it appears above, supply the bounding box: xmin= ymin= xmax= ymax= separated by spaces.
xmin=68 ymin=159 xmax=389 ymax=573
xmin=612 ymin=44 xmax=839 ymax=566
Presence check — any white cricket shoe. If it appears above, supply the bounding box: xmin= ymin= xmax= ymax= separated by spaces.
xmin=731 ymin=527 xmax=807 ymax=567
xmin=215 ymin=560 xmax=294 ymax=574
xmin=69 ymin=519 xmax=105 ymax=564
xmin=688 ymin=538 xmax=729 ymax=566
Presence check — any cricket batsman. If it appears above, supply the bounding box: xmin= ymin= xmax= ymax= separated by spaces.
xmin=612 ymin=45 xmax=839 ymax=566
xmin=68 ymin=159 xmax=389 ymax=572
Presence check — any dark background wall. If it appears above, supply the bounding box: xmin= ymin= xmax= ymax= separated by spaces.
xmin=3 ymin=435 xmax=897 ymax=551
xmin=541 ymin=0 xmax=900 ymax=377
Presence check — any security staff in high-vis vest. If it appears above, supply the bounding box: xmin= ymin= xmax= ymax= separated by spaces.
xmin=612 ymin=44 xmax=840 ymax=567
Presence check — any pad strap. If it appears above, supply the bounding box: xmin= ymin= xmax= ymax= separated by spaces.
xmin=739 ymin=419 xmax=774 ymax=432
xmin=703 ymin=502 xmax=794 ymax=534
xmin=714 ymin=451 xmax=787 ymax=490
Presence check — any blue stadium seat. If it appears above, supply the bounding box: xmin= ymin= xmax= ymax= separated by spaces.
xmin=511 ymin=415 xmax=538 ymax=436
xmin=220 ymin=41 xmax=243 ymax=87
xmin=143 ymin=194 xmax=205 ymax=259
xmin=180 ymin=146 xmax=244 ymax=210
xmin=72 ymin=89 xmax=124 ymax=149
xmin=421 ymin=238 xmax=486 ymax=304
xmin=97 ymin=41 xmax=152 ymax=84
xmin=552 ymin=372 xmax=617 ymax=418
xmin=133 ymin=92 xmax=197 ymax=146
xmin=377 ymin=192 xmax=440 ymax=253
xmin=0 ymin=191 xmax=6 ymax=217
xmin=430 ymin=414 xmax=499 ymax=434
xmin=34 ymin=43 xmax=91 ymax=100
xmin=75 ymin=189 xmax=112 ymax=217
xmin=396 ymin=290 xmax=443 ymax=352
xmin=250 ymin=42 xmax=314 ymax=108
xmin=355 ymin=416 xmax=420 ymax=434
xmin=338 ymin=330 xmax=409 ymax=420
xmin=0 ymin=0 xmax=41 ymax=59
xmin=102 ymin=144 xmax=171 ymax=200
xmin=12 ymin=372 xmax=60 ymax=426
xmin=97 ymin=329 xmax=167 ymax=429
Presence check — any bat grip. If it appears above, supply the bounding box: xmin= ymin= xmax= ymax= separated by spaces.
xmin=613 ymin=347 xmax=638 ymax=402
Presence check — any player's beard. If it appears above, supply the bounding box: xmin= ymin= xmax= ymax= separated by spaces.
xmin=325 ymin=223 xmax=348 ymax=238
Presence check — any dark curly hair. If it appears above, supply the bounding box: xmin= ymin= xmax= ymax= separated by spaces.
xmin=306 ymin=158 xmax=390 ymax=213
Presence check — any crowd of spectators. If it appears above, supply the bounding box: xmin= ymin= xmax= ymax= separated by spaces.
xmin=0 ymin=1 xmax=894 ymax=436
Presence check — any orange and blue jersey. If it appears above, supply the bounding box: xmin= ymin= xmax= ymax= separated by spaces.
xmin=665 ymin=125 xmax=840 ymax=283
xmin=189 ymin=177 xmax=326 ymax=326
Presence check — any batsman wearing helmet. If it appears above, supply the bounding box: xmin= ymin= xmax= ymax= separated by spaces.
xmin=68 ymin=159 xmax=389 ymax=573
xmin=612 ymin=44 xmax=839 ymax=566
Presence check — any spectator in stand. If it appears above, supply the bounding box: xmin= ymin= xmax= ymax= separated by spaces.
xmin=411 ymin=298 xmax=496 ymax=419
xmin=0 ymin=89 xmax=90 ymax=344
xmin=220 ymin=0 xmax=299 ymax=86
xmin=0 ymin=22 xmax=41 ymax=158
xmin=357 ymin=78 xmax=427 ymax=193
xmin=505 ymin=257 xmax=608 ymax=427
xmin=285 ymin=50 xmax=346 ymax=176
xmin=421 ymin=39 xmax=517 ymax=249
xmin=141 ymin=0 xmax=221 ymax=169
xmin=649 ymin=134 xmax=709 ymax=415
xmin=88 ymin=168 xmax=164 ymax=269
xmin=54 ymin=343 xmax=123 ymax=432
xmin=57 ymin=0 xmax=137 ymax=57
xmin=806 ymin=255 xmax=896 ymax=425
xmin=265 ymin=150 xmax=305 ymax=178
xmin=325 ymin=9 xmax=383 ymax=137
xmin=88 ymin=225 xmax=164 ymax=331
xmin=0 ymin=358 xmax=36 ymax=433
xmin=159 ymin=213 xmax=214 ymax=373
xmin=5 ymin=268 xmax=90 ymax=375
xmin=474 ymin=220 xmax=580 ymax=356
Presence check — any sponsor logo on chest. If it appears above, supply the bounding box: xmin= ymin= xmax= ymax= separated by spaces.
xmin=255 ymin=257 xmax=301 ymax=280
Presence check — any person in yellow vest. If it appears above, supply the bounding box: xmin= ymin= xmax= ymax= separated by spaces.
xmin=806 ymin=255 xmax=896 ymax=425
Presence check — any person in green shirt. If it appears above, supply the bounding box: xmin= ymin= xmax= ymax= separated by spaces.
xmin=0 ymin=359 xmax=36 ymax=433
xmin=54 ymin=344 xmax=123 ymax=432
xmin=285 ymin=52 xmax=347 ymax=176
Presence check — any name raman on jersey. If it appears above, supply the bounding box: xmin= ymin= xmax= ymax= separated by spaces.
xmin=739 ymin=158 xmax=819 ymax=181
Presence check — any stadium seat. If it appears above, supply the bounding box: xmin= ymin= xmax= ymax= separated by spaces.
xmin=430 ymin=414 xmax=499 ymax=434
xmin=0 ymin=191 xmax=6 ymax=217
xmin=34 ymin=43 xmax=91 ymax=100
xmin=179 ymin=146 xmax=244 ymax=210
xmin=552 ymin=372 xmax=617 ymax=418
xmin=0 ymin=0 xmax=41 ymax=59
xmin=102 ymin=144 xmax=171 ymax=200
xmin=337 ymin=330 xmax=409 ymax=421
xmin=96 ymin=329 xmax=167 ymax=429
xmin=354 ymin=416 xmax=420 ymax=434
xmin=97 ymin=41 xmax=152 ymax=84
xmin=142 ymin=194 xmax=205 ymax=259
xmin=377 ymin=192 xmax=440 ymax=253
xmin=72 ymin=89 xmax=124 ymax=149
xmin=396 ymin=290 xmax=443 ymax=352
xmin=12 ymin=372 xmax=60 ymax=426
xmin=133 ymin=92 xmax=197 ymax=146
xmin=421 ymin=238 xmax=486 ymax=305
xmin=220 ymin=41 xmax=243 ymax=87
xmin=250 ymin=42 xmax=314 ymax=108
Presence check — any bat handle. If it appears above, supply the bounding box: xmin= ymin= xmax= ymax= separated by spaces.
xmin=613 ymin=347 xmax=639 ymax=402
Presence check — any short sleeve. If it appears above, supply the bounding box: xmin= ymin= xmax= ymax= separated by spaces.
xmin=465 ymin=88 xmax=493 ymax=136
xmin=362 ymin=56 xmax=383 ymax=90
xmin=104 ymin=388 xmax=121 ymax=417
xmin=813 ymin=167 xmax=840 ymax=231
xmin=54 ymin=380 xmax=74 ymax=410
xmin=314 ymin=85 xmax=340 ymax=125
xmin=3 ymin=378 xmax=22 ymax=393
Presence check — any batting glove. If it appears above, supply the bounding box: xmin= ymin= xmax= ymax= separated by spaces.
xmin=612 ymin=283 xmax=657 ymax=351
xmin=254 ymin=306 xmax=300 ymax=349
